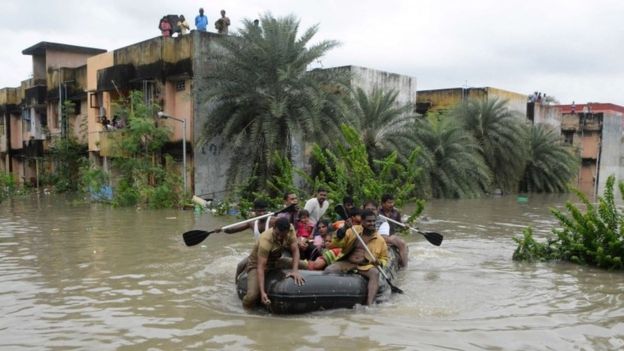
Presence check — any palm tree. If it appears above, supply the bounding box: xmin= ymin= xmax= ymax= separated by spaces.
xmin=202 ymin=13 xmax=345 ymax=185
xmin=452 ymin=98 xmax=528 ymax=193
xmin=413 ymin=113 xmax=491 ymax=198
xmin=521 ymin=124 xmax=579 ymax=192
xmin=343 ymin=87 xmax=417 ymax=167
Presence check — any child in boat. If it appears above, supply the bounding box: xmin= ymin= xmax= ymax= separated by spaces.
xmin=296 ymin=209 xmax=316 ymax=259
xmin=307 ymin=230 xmax=342 ymax=270
xmin=296 ymin=209 xmax=315 ymax=239
xmin=312 ymin=219 xmax=331 ymax=250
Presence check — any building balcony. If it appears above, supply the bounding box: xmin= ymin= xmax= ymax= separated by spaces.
xmin=581 ymin=121 xmax=602 ymax=131
xmin=561 ymin=121 xmax=579 ymax=131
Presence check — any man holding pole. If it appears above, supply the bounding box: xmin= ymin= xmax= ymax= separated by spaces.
xmin=325 ymin=209 xmax=388 ymax=306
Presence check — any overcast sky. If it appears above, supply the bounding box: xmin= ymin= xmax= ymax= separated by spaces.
xmin=1 ymin=0 xmax=623 ymax=105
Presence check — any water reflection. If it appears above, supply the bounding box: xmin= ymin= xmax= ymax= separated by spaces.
xmin=0 ymin=193 xmax=623 ymax=350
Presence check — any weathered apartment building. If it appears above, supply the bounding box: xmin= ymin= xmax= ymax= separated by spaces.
xmin=0 ymin=42 xmax=106 ymax=185
xmin=415 ymin=86 xmax=624 ymax=196
xmin=557 ymin=103 xmax=624 ymax=195
xmin=1 ymin=33 xmax=416 ymax=199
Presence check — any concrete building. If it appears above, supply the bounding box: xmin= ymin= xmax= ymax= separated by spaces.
xmin=84 ymin=32 xmax=207 ymax=191
xmin=416 ymin=86 xmax=528 ymax=117
xmin=2 ymin=34 xmax=417 ymax=200
xmin=557 ymin=103 xmax=624 ymax=196
xmin=527 ymin=100 xmax=561 ymax=130
xmin=0 ymin=42 xmax=105 ymax=185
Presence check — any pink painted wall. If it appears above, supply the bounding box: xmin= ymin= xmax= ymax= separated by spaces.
xmin=161 ymin=79 xmax=192 ymax=142
xmin=86 ymin=52 xmax=114 ymax=151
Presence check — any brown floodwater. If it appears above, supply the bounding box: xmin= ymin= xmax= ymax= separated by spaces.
xmin=1 ymin=193 xmax=623 ymax=350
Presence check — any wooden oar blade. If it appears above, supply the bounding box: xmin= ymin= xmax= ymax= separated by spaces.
xmin=423 ymin=231 xmax=444 ymax=246
xmin=182 ymin=229 xmax=212 ymax=246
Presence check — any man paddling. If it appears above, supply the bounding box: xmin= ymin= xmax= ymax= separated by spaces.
xmin=378 ymin=194 xmax=409 ymax=268
xmin=325 ymin=209 xmax=388 ymax=306
xmin=214 ymin=199 xmax=272 ymax=279
xmin=242 ymin=217 xmax=306 ymax=309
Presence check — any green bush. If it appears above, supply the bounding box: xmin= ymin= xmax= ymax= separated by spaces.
xmin=512 ymin=227 xmax=554 ymax=262
xmin=105 ymin=91 xmax=185 ymax=209
xmin=0 ymin=173 xmax=17 ymax=202
xmin=513 ymin=175 xmax=624 ymax=269
xmin=112 ymin=179 xmax=139 ymax=207
xmin=48 ymin=137 xmax=88 ymax=192
xmin=309 ymin=124 xmax=423 ymax=212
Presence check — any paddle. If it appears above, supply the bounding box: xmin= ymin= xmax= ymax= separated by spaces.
xmin=335 ymin=204 xmax=404 ymax=294
xmin=379 ymin=214 xmax=444 ymax=246
xmin=182 ymin=203 xmax=296 ymax=247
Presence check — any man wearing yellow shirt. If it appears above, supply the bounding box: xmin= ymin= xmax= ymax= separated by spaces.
xmin=325 ymin=209 xmax=388 ymax=306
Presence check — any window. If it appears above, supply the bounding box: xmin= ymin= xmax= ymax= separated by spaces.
xmin=176 ymin=80 xmax=186 ymax=92
xmin=143 ymin=80 xmax=156 ymax=106
xmin=563 ymin=131 xmax=574 ymax=145
xmin=22 ymin=108 xmax=31 ymax=132
xmin=90 ymin=93 xmax=100 ymax=108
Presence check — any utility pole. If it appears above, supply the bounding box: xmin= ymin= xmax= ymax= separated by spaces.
xmin=58 ymin=69 xmax=62 ymax=137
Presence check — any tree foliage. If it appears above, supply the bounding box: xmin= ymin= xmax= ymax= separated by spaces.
xmin=202 ymin=13 xmax=346 ymax=188
xmin=521 ymin=124 xmax=579 ymax=193
xmin=309 ymin=124 xmax=424 ymax=214
xmin=452 ymin=98 xmax=528 ymax=192
xmin=0 ymin=173 xmax=18 ymax=203
xmin=47 ymin=137 xmax=88 ymax=192
xmin=413 ymin=112 xmax=491 ymax=198
xmin=343 ymin=87 xmax=417 ymax=166
xmin=109 ymin=91 xmax=183 ymax=208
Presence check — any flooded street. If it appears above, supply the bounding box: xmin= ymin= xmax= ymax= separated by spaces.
xmin=1 ymin=194 xmax=623 ymax=350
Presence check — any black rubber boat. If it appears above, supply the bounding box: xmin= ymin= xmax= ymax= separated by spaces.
xmin=235 ymin=247 xmax=401 ymax=314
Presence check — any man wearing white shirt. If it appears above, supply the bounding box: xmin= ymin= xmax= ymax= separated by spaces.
xmin=303 ymin=188 xmax=329 ymax=223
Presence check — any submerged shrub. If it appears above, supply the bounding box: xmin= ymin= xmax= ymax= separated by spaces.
xmin=513 ymin=175 xmax=624 ymax=270
xmin=512 ymin=227 xmax=554 ymax=262
xmin=0 ymin=173 xmax=17 ymax=202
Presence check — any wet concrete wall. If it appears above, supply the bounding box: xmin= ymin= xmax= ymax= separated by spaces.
xmin=417 ymin=87 xmax=527 ymax=118
xmin=597 ymin=111 xmax=624 ymax=195
xmin=347 ymin=65 xmax=417 ymax=105
xmin=532 ymin=103 xmax=561 ymax=129
xmin=191 ymin=32 xmax=232 ymax=199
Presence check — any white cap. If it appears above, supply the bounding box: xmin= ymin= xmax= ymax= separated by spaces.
xmin=378 ymin=222 xmax=390 ymax=236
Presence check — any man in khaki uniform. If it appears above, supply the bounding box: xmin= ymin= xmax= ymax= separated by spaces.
xmin=242 ymin=217 xmax=306 ymax=309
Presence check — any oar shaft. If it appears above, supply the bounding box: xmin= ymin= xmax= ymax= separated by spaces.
xmin=221 ymin=211 xmax=275 ymax=230
xmin=379 ymin=214 xmax=413 ymax=231
xmin=350 ymin=226 xmax=392 ymax=282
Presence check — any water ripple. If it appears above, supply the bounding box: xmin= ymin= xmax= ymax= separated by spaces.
xmin=1 ymin=195 xmax=623 ymax=350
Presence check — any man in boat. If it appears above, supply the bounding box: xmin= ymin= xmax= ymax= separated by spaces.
xmin=325 ymin=209 xmax=388 ymax=306
xmin=333 ymin=207 xmax=363 ymax=239
xmin=378 ymin=194 xmax=409 ymax=268
xmin=216 ymin=199 xmax=271 ymax=239
xmin=303 ymin=187 xmax=329 ymax=223
xmin=214 ymin=199 xmax=272 ymax=279
xmin=242 ymin=217 xmax=306 ymax=309
xmin=343 ymin=195 xmax=356 ymax=214
xmin=276 ymin=191 xmax=300 ymax=225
